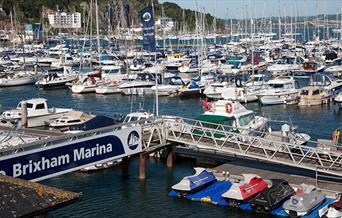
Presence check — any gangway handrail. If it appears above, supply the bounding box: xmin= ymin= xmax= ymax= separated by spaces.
xmin=0 ymin=117 xmax=162 ymax=155
xmin=162 ymin=116 xmax=342 ymax=177
xmin=164 ymin=116 xmax=342 ymax=152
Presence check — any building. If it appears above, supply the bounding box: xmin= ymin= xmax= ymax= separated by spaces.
xmin=48 ymin=12 xmax=81 ymax=29
xmin=25 ymin=23 xmax=43 ymax=41
xmin=155 ymin=17 xmax=176 ymax=32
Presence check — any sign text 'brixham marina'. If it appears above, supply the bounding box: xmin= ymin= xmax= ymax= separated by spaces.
xmin=12 ymin=143 xmax=113 ymax=177
xmin=0 ymin=127 xmax=142 ymax=181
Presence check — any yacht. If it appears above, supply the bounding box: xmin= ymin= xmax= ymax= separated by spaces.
xmin=36 ymin=67 xmax=78 ymax=89
xmin=1 ymin=98 xmax=71 ymax=127
xmin=334 ymin=92 xmax=342 ymax=107
xmin=150 ymin=74 xmax=183 ymax=96
xmin=221 ymin=86 xmax=260 ymax=103
xmin=71 ymin=70 xmax=103 ymax=94
xmin=95 ymin=81 xmax=122 ymax=94
xmin=257 ymin=77 xmax=299 ymax=105
xmin=298 ymin=86 xmax=332 ymax=106
xmin=267 ymin=56 xmax=304 ymax=75
xmin=0 ymin=71 xmax=42 ymax=87
xmin=196 ymin=100 xmax=268 ymax=138
xmin=129 ymin=58 xmax=146 ymax=71
xmin=203 ymin=82 xmax=229 ymax=99
xmin=119 ymin=72 xmax=160 ymax=95
xmin=293 ymin=59 xmax=325 ymax=78
xmin=325 ymin=58 xmax=342 ymax=77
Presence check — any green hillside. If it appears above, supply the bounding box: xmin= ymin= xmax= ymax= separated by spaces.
xmin=1 ymin=0 xmax=224 ymax=32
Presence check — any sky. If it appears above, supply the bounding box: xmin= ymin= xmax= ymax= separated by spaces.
xmin=158 ymin=0 xmax=342 ymax=19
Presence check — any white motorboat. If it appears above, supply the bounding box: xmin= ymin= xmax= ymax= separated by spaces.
xmin=257 ymin=76 xmax=299 ymax=105
xmin=1 ymin=98 xmax=72 ymax=127
xmin=325 ymin=58 xmax=342 ymax=77
xmin=221 ymin=86 xmax=260 ymax=103
xmin=197 ymin=100 xmax=268 ymax=137
xmin=36 ymin=67 xmax=78 ymax=89
xmin=267 ymin=56 xmax=304 ymax=75
xmin=71 ymin=70 xmax=103 ymax=94
xmin=129 ymin=58 xmax=146 ymax=71
xmin=203 ymin=82 xmax=229 ymax=99
xmin=151 ymin=74 xmax=183 ymax=96
xmin=334 ymin=92 xmax=342 ymax=107
xmin=119 ymin=72 xmax=159 ymax=95
xmin=80 ymin=159 xmax=122 ymax=172
xmin=318 ymin=196 xmax=342 ymax=218
xmin=95 ymin=81 xmax=122 ymax=94
xmin=0 ymin=71 xmax=42 ymax=87
xmin=49 ymin=110 xmax=94 ymax=128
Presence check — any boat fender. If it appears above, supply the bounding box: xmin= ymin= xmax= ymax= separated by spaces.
xmin=225 ymin=103 xmax=233 ymax=113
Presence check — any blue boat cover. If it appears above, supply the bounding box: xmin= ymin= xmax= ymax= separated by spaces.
xmin=187 ymin=171 xmax=216 ymax=190
xmin=169 ymin=181 xmax=232 ymax=205
xmin=69 ymin=116 xmax=118 ymax=131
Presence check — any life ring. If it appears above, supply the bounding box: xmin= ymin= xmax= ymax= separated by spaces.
xmin=225 ymin=103 xmax=233 ymax=113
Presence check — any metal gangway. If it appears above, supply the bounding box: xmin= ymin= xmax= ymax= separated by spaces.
xmin=156 ymin=116 xmax=342 ymax=177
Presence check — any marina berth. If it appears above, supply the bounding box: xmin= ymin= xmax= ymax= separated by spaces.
xmin=2 ymin=0 xmax=342 ymax=216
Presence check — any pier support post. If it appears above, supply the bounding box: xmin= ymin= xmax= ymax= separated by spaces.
xmin=21 ymin=101 xmax=28 ymax=128
xmin=122 ymin=157 xmax=129 ymax=178
xmin=166 ymin=145 xmax=173 ymax=168
xmin=139 ymin=154 xmax=146 ymax=180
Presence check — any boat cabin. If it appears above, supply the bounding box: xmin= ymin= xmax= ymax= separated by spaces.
xmin=2 ymin=98 xmax=49 ymax=119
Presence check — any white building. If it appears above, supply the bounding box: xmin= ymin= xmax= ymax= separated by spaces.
xmin=155 ymin=17 xmax=176 ymax=32
xmin=48 ymin=12 xmax=81 ymax=29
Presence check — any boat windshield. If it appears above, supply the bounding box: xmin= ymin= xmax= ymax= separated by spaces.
xmin=269 ymin=84 xmax=284 ymax=88
xmin=238 ymin=113 xmax=255 ymax=127
xmin=301 ymin=90 xmax=309 ymax=95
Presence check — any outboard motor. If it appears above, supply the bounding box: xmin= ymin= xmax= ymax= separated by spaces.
xmin=281 ymin=124 xmax=290 ymax=143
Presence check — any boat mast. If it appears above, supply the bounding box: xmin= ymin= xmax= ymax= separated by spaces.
xmin=152 ymin=0 xmax=158 ymax=116
xmin=95 ymin=0 xmax=101 ymax=59
xmin=278 ymin=0 xmax=281 ymax=40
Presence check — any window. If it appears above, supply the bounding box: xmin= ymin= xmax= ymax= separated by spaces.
xmin=67 ymin=119 xmax=81 ymax=123
xmin=35 ymin=103 xmax=45 ymax=110
xmin=312 ymin=90 xmax=320 ymax=95
xmin=27 ymin=103 xmax=33 ymax=109
xmin=239 ymin=114 xmax=254 ymax=127
xmin=301 ymin=90 xmax=309 ymax=95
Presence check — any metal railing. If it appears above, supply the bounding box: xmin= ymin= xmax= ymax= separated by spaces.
xmin=161 ymin=116 xmax=342 ymax=177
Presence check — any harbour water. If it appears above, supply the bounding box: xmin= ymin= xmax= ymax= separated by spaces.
xmin=1 ymin=85 xmax=341 ymax=217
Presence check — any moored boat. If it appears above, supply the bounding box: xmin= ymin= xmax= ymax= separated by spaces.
xmin=171 ymin=167 xmax=217 ymax=195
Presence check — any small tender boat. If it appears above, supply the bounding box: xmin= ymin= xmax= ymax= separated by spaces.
xmin=249 ymin=179 xmax=295 ymax=213
xmin=171 ymin=167 xmax=217 ymax=194
xmin=221 ymin=174 xmax=268 ymax=206
xmin=283 ymin=184 xmax=326 ymax=217
xmin=80 ymin=159 xmax=122 ymax=172
xmin=318 ymin=195 xmax=342 ymax=218
xmin=49 ymin=110 xmax=94 ymax=128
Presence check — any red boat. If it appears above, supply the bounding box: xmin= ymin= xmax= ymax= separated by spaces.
xmin=222 ymin=174 xmax=268 ymax=206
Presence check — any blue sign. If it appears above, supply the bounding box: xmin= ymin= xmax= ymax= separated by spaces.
xmin=0 ymin=127 xmax=142 ymax=181
xmin=139 ymin=6 xmax=156 ymax=52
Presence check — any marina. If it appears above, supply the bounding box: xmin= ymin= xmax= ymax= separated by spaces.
xmin=1 ymin=0 xmax=342 ymax=217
